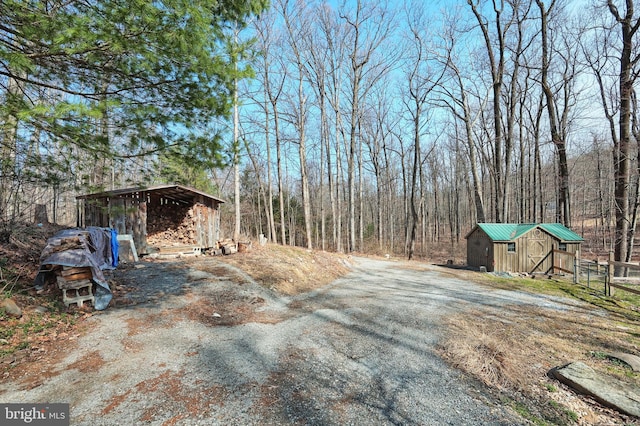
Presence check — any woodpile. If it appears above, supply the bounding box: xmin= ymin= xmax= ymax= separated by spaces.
xmin=147 ymin=203 xmax=198 ymax=247
xmin=58 ymin=266 xmax=93 ymax=281
xmin=222 ymin=245 xmax=237 ymax=255
xmin=39 ymin=235 xmax=85 ymax=259
xmin=144 ymin=200 xmax=245 ymax=256
xmin=218 ymin=238 xmax=237 ymax=255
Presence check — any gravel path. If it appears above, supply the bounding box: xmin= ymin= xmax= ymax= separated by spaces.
xmin=1 ymin=256 xmax=584 ymax=425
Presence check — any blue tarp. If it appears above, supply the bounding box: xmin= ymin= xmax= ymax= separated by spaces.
xmin=110 ymin=229 xmax=119 ymax=268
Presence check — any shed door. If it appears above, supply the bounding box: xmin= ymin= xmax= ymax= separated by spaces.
xmin=527 ymin=228 xmax=547 ymax=271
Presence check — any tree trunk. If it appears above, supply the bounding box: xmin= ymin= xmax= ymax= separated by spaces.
xmin=608 ymin=0 xmax=638 ymax=266
xmin=459 ymin=72 xmax=486 ymax=223
xmin=408 ymin=109 xmax=421 ymax=260
xmin=326 ymin=109 xmax=337 ymax=251
xmin=358 ymin=124 xmax=364 ymax=252
xmin=0 ymin=77 xmax=20 ymax=221
xmin=297 ymin=71 xmax=313 ymax=249
xmin=469 ymin=0 xmax=510 ymax=223
xmin=348 ymin=73 xmax=359 ymax=252
xmin=233 ymin=75 xmax=241 ymax=241
xmin=335 ymin=106 xmax=345 ymax=253
xmin=265 ymin=104 xmax=277 ymax=244
xmin=537 ymin=0 xmax=571 ymax=227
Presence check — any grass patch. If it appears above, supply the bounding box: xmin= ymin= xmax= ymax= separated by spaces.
xmin=476 ymin=273 xmax=640 ymax=322
xmin=508 ymin=399 xmax=548 ymax=426
xmin=438 ymin=297 xmax=640 ymax=425
xmin=502 ymin=396 xmax=578 ymax=426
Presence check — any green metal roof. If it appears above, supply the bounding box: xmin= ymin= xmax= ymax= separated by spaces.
xmin=472 ymin=223 xmax=583 ymax=242
xmin=538 ymin=223 xmax=584 ymax=242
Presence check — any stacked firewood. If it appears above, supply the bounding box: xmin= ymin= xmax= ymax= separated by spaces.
xmin=39 ymin=235 xmax=85 ymax=260
xmin=218 ymin=238 xmax=237 ymax=255
xmin=147 ymin=204 xmax=198 ymax=246
xmin=57 ymin=266 xmax=93 ymax=282
xmin=147 ymin=226 xmax=197 ymax=246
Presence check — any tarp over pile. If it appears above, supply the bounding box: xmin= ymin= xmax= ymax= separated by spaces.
xmin=35 ymin=227 xmax=117 ymax=310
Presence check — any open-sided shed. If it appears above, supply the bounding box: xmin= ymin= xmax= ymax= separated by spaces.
xmin=465 ymin=223 xmax=583 ymax=273
xmin=76 ymin=184 xmax=225 ymax=255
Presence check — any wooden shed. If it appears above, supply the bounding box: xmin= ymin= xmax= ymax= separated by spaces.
xmin=465 ymin=223 xmax=583 ymax=274
xmin=76 ymin=184 xmax=225 ymax=256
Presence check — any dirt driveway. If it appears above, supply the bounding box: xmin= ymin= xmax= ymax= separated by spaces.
xmin=1 ymin=256 xmax=588 ymax=425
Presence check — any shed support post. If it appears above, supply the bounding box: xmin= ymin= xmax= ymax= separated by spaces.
xmin=607 ymin=251 xmax=615 ymax=296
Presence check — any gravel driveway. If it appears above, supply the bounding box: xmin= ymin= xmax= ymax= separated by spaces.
xmin=1 ymin=256 xmax=576 ymax=425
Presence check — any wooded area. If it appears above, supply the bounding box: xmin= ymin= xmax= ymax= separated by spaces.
xmin=1 ymin=0 xmax=639 ymax=263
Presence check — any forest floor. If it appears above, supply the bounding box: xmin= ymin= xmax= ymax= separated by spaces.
xmin=0 ymin=223 xmax=638 ymax=425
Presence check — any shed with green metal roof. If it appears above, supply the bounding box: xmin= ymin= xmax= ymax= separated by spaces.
xmin=465 ymin=223 xmax=583 ymax=273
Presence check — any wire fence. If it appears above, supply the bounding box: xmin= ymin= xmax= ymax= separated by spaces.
xmin=575 ymin=254 xmax=640 ymax=301
xmin=604 ymin=253 xmax=640 ymax=298
xmin=575 ymin=259 xmax=608 ymax=294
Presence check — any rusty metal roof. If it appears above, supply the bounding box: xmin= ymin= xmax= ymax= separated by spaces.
xmin=76 ymin=184 xmax=226 ymax=205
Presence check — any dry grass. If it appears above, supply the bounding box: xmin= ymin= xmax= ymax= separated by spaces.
xmin=440 ymin=316 xmax=527 ymax=390
xmin=438 ymin=303 xmax=640 ymax=425
xmin=218 ymin=243 xmax=351 ymax=295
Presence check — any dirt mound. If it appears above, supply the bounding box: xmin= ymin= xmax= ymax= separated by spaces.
xmin=217 ymin=243 xmax=351 ymax=295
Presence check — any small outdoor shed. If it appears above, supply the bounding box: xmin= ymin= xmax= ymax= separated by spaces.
xmin=76 ymin=184 xmax=225 ymax=255
xmin=465 ymin=223 xmax=583 ymax=273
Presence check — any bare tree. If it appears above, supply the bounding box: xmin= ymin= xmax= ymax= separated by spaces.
xmin=316 ymin=3 xmax=349 ymax=252
xmin=585 ymin=1 xmax=640 ymax=264
xmin=402 ymin=1 xmax=446 ymax=259
xmin=468 ymin=0 xmax=523 ymax=222
xmin=609 ymin=0 xmax=640 ymax=264
xmin=252 ymin=12 xmax=283 ymax=243
xmin=438 ymin=15 xmax=490 ymax=224
xmin=536 ymin=0 xmax=581 ymax=227
xmin=278 ymin=0 xmax=314 ymax=249
xmin=340 ymin=0 xmax=394 ymax=252
xmin=363 ymin=82 xmax=395 ymax=251
xmin=300 ymin=3 xmax=335 ymax=251
xmin=231 ymin=26 xmax=241 ymax=241
xmin=252 ymin=10 xmax=289 ymax=246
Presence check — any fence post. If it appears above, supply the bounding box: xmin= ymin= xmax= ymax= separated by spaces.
xmin=608 ymin=251 xmax=615 ymax=297
xmin=574 ymin=250 xmax=580 ymax=284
